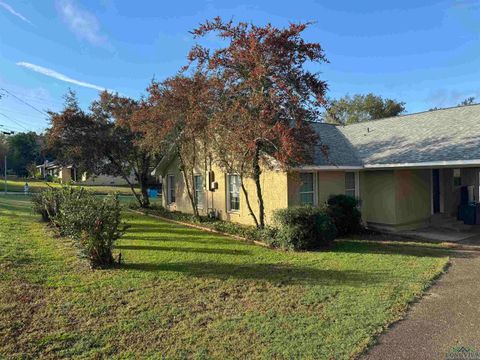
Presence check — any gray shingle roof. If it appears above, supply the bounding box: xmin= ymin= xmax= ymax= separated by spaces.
xmin=312 ymin=104 xmax=480 ymax=168
xmin=310 ymin=123 xmax=362 ymax=167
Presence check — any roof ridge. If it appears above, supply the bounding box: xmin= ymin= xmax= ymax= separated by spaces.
xmin=340 ymin=103 xmax=480 ymax=127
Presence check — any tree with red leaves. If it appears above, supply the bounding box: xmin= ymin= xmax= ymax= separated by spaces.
xmin=47 ymin=91 xmax=166 ymax=208
xmin=147 ymin=73 xmax=218 ymax=219
xmin=188 ymin=18 xmax=328 ymax=228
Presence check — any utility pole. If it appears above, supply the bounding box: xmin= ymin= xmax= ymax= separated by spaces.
xmin=1 ymin=130 xmax=14 ymax=194
xmin=3 ymin=154 xmax=6 ymax=194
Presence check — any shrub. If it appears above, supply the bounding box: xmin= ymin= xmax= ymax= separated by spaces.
xmin=272 ymin=206 xmax=337 ymax=251
xmin=327 ymin=195 xmax=363 ymax=236
xmin=32 ymin=186 xmax=126 ymax=268
xmin=31 ymin=186 xmax=82 ymax=223
xmin=77 ymin=195 xmax=126 ymax=267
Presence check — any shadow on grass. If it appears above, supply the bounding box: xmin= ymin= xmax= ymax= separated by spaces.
xmin=0 ymin=201 xmax=32 ymax=215
xmin=120 ymin=261 xmax=386 ymax=286
xmin=334 ymin=240 xmax=471 ymax=258
xmin=126 ymin=226 xmax=228 ymax=238
xmin=116 ymin=244 xmax=251 ymax=255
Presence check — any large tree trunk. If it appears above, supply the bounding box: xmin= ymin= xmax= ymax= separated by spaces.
xmin=253 ymin=146 xmax=265 ymax=229
xmin=139 ymin=176 xmax=150 ymax=208
xmin=178 ymin=149 xmax=200 ymax=220
xmin=107 ymin=154 xmax=146 ymax=208
xmin=240 ymin=177 xmax=259 ymax=228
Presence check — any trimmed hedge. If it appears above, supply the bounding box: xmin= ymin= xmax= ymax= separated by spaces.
xmin=327 ymin=195 xmax=363 ymax=236
xmin=272 ymin=206 xmax=337 ymax=251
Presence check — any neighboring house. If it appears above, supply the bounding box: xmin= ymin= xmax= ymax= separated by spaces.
xmin=37 ymin=160 xmax=137 ymax=186
xmin=79 ymin=173 xmax=137 ymax=186
xmin=154 ymin=105 xmax=480 ymax=231
xmin=36 ymin=161 xmax=78 ymax=183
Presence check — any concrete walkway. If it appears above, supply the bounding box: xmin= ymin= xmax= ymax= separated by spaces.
xmin=396 ymin=227 xmax=480 ymax=243
xmin=361 ymin=250 xmax=480 ymax=360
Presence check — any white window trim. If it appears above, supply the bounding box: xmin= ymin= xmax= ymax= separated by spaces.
xmin=345 ymin=171 xmax=360 ymax=199
xmin=226 ymin=174 xmax=241 ymax=213
xmin=167 ymin=174 xmax=175 ymax=204
xmin=299 ymin=172 xmax=318 ymax=206
xmin=194 ymin=174 xmax=204 ymax=210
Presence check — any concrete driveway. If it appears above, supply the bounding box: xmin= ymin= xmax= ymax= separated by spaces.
xmin=361 ymin=250 xmax=480 ymax=360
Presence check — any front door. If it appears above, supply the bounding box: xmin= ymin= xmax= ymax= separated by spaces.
xmin=432 ymin=169 xmax=440 ymax=213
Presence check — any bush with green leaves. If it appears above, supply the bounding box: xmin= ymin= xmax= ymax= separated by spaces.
xmin=32 ymin=186 xmax=126 ymax=268
xmin=76 ymin=195 xmax=126 ymax=267
xmin=272 ymin=206 xmax=337 ymax=251
xmin=327 ymin=194 xmax=363 ymax=236
xmin=31 ymin=186 xmax=82 ymax=223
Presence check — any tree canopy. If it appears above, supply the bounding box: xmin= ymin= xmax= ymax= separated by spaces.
xmin=5 ymin=132 xmax=44 ymax=177
xmin=187 ymin=18 xmax=328 ymax=227
xmin=459 ymin=97 xmax=476 ymax=106
xmin=47 ymin=91 xmax=163 ymax=207
xmin=324 ymin=93 xmax=405 ymax=125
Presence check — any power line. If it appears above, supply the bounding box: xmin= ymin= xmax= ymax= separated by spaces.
xmin=0 ymin=112 xmax=30 ymax=131
xmin=0 ymin=123 xmax=17 ymax=134
xmin=0 ymin=109 xmax=38 ymax=129
xmin=0 ymin=88 xmax=49 ymax=116
xmin=0 ymin=107 xmax=50 ymax=121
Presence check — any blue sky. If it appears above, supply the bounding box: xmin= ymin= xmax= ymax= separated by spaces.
xmin=0 ymin=0 xmax=479 ymax=133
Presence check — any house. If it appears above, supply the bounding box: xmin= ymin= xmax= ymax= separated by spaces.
xmin=36 ymin=161 xmax=78 ymax=183
xmin=154 ymin=105 xmax=480 ymax=231
xmin=37 ymin=160 xmax=137 ymax=186
xmin=79 ymin=173 xmax=137 ymax=186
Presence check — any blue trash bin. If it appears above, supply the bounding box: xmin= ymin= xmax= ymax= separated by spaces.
xmin=148 ymin=188 xmax=158 ymax=198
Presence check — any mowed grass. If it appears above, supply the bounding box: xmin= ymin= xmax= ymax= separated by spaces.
xmin=0 ymin=195 xmax=451 ymax=359
xmin=4 ymin=178 xmax=139 ymax=195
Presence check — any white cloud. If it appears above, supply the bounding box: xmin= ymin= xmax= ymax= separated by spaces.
xmin=56 ymin=0 xmax=108 ymax=46
xmin=0 ymin=1 xmax=32 ymax=24
xmin=17 ymin=62 xmax=108 ymax=92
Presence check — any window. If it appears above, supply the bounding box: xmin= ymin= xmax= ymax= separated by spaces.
xmin=345 ymin=172 xmax=357 ymax=198
xmin=167 ymin=174 xmax=175 ymax=204
xmin=194 ymin=175 xmax=204 ymax=208
xmin=453 ymin=169 xmax=461 ymax=187
xmin=227 ymin=174 xmax=241 ymax=211
xmin=299 ymin=173 xmax=315 ymax=205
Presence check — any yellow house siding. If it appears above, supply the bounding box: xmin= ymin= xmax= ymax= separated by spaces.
xmin=288 ymin=171 xmax=348 ymax=207
xmin=162 ymin=157 xmax=205 ymax=214
xmin=59 ymin=167 xmax=72 ymax=183
xmin=394 ymin=169 xmax=431 ymax=230
xmin=360 ymin=169 xmax=432 ymax=231
xmin=359 ymin=170 xmax=396 ymax=228
xmin=161 ymin=153 xmax=435 ymax=232
xmin=162 ymin=159 xmax=288 ymax=226
xmin=318 ymin=171 xmax=345 ymax=205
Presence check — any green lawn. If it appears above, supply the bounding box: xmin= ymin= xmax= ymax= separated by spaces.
xmin=3 ymin=178 xmax=140 ymax=195
xmin=0 ymin=194 xmax=451 ymax=359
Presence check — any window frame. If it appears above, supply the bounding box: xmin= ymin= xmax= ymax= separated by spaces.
xmin=345 ymin=171 xmax=359 ymax=198
xmin=226 ymin=174 xmax=241 ymax=213
xmin=167 ymin=174 xmax=176 ymax=204
xmin=453 ymin=168 xmax=461 ymax=188
xmin=194 ymin=174 xmax=204 ymax=209
xmin=298 ymin=172 xmax=317 ymax=206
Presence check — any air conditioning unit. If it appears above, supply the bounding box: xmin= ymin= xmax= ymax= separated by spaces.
xmin=208 ymin=171 xmax=217 ymax=191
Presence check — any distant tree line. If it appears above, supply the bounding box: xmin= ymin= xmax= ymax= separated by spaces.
xmin=0 ymin=132 xmax=51 ymax=177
